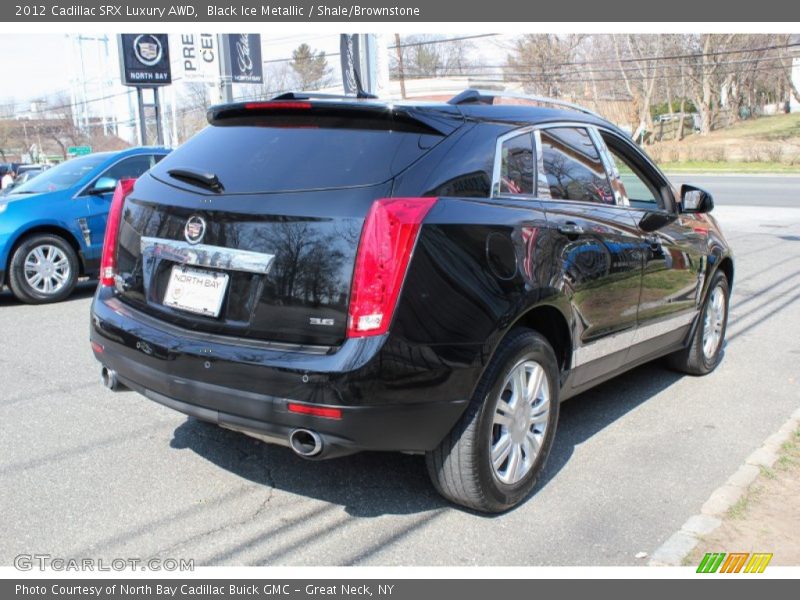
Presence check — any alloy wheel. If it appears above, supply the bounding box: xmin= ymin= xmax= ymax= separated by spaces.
xmin=490 ymin=359 xmax=551 ymax=485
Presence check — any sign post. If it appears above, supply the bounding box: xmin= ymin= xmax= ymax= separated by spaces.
xmin=118 ymin=34 xmax=172 ymax=146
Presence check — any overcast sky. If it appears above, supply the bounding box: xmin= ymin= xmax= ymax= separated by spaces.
xmin=0 ymin=33 xmax=347 ymax=106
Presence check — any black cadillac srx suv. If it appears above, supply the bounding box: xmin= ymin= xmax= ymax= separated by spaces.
xmin=90 ymin=89 xmax=733 ymax=512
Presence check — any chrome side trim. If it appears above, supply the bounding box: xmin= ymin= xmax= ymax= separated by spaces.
xmin=573 ymin=311 xmax=697 ymax=367
xmin=532 ymin=129 xmax=551 ymax=199
xmin=140 ymin=237 xmax=275 ymax=275
xmin=77 ymin=218 xmax=92 ymax=246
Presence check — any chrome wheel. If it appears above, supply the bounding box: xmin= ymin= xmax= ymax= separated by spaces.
xmin=491 ymin=359 xmax=551 ymax=485
xmin=23 ymin=245 xmax=71 ymax=295
xmin=702 ymin=284 xmax=726 ymax=359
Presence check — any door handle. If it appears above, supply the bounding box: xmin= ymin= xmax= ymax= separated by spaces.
xmin=558 ymin=222 xmax=585 ymax=236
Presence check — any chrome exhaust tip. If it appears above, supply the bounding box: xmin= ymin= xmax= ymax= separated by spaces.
xmin=289 ymin=429 xmax=323 ymax=458
xmin=101 ymin=367 xmax=120 ymax=391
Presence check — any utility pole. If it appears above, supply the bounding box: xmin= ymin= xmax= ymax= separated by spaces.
xmin=394 ymin=34 xmax=407 ymax=99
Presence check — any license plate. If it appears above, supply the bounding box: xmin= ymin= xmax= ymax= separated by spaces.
xmin=163 ymin=265 xmax=229 ymax=317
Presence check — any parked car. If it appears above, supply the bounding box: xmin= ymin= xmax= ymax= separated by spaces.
xmin=0 ymin=165 xmax=49 ymax=196
xmin=0 ymin=147 xmax=169 ymax=303
xmin=90 ymin=90 xmax=733 ymax=512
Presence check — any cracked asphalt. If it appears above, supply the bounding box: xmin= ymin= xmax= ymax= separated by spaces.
xmin=1 ymin=175 xmax=798 ymax=566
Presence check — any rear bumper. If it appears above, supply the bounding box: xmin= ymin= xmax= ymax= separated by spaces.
xmin=90 ymin=289 xmax=478 ymax=455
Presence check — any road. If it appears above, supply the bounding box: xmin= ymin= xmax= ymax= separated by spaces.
xmin=668 ymin=174 xmax=800 ymax=207
xmin=0 ymin=175 xmax=798 ymax=566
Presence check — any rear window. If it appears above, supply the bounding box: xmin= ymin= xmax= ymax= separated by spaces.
xmin=152 ymin=118 xmax=443 ymax=194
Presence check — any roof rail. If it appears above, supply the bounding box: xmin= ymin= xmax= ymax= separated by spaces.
xmin=272 ymin=90 xmax=378 ymax=101
xmin=448 ymin=88 xmax=603 ymax=120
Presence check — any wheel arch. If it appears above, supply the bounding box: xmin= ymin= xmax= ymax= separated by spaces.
xmin=716 ymin=255 xmax=734 ymax=290
xmin=6 ymin=224 xmax=86 ymax=277
xmin=511 ymin=303 xmax=573 ymax=373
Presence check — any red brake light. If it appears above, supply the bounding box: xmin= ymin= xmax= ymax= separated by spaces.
xmin=288 ymin=402 xmax=342 ymax=420
xmin=347 ymin=197 xmax=437 ymax=338
xmin=99 ymin=178 xmax=135 ymax=287
xmin=244 ymin=101 xmax=312 ymax=110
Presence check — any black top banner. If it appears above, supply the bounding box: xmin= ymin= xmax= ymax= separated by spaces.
xmin=3 ymin=0 xmax=800 ymax=21
xmin=226 ymin=34 xmax=263 ymax=84
xmin=118 ymin=33 xmax=172 ymax=86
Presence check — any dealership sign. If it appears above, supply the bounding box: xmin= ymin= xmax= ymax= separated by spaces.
xmin=178 ymin=33 xmax=220 ymax=82
xmin=118 ymin=34 xmax=171 ymax=86
xmin=226 ymin=34 xmax=263 ymax=84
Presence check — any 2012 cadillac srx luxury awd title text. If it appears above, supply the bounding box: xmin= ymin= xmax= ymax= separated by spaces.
xmin=90 ymin=89 xmax=733 ymax=512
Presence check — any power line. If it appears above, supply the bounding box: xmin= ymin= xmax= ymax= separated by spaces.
xmin=262 ymin=34 xmax=501 ymax=65
xmin=539 ymin=40 xmax=800 ymax=68
xmin=388 ymin=33 xmax=499 ymax=50
xmin=399 ymin=55 xmax=793 ymax=82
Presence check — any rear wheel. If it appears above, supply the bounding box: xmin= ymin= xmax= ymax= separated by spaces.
xmin=426 ymin=328 xmax=560 ymax=513
xmin=668 ymin=270 xmax=729 ymax=375
xmin=8 ymin=234 xmax=79 ymax=304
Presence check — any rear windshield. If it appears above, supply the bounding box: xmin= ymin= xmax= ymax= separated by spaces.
xmin=152 ymin=118 xmax=443 ymax=194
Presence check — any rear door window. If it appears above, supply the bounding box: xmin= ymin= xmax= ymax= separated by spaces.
xmin=540 ymin=127 xmax=614 ymax=204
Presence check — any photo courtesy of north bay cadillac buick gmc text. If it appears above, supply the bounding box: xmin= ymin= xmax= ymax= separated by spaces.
xmin=89 ymin=89 xmax=732 ymax=512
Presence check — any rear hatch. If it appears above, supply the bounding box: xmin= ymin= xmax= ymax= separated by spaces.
xmin=113 ymin=100 xmax=461 ymax=347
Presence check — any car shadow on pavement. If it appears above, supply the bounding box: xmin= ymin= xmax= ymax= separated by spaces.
xmin=168 ymin=361 xmax=685 ymax=518
xmin=536 ymin=362 xmax=684 ymax=492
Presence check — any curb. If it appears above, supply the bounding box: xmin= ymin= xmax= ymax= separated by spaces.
xmin=649 ymin=406 xmax=800 ymax=566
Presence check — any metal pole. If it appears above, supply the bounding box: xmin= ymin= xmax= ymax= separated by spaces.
xmin=218 ymin=34 xmax=234 ymax=103
xmin=136 ymin=87 xmax=147 ymax=145
xmin=153 ymin=88 xmax=164 ymax=146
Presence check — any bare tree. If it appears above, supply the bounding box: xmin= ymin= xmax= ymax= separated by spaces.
xmin=679 ymin=34 xmax=737 ymax=135
xmin=612 ymin=35 xmax=662 ymax=140
xmin=777 ymin=34 xmax=800 ymax=105
xmin=37 ymin=94 xmax=89 ymax=160
xmin=504 ymin=34 xmax=586 ymax=98
xmin=390 ymin=34 xmax=476 ymax=79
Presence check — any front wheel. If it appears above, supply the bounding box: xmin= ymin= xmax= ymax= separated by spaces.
xmin=668 ymin=270 xmax=730 ymax=375
xmin=8 ymin=234 xmax=79 ymax=304
xmin=426 ymin=328 xmax=560 ymax=513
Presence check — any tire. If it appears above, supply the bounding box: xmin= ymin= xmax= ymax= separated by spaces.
xmin=426 ymin=328 xmax=560 ymax=513
xmin=668 ymin=270 xmax=730 ymax=376
xmin=7 ymin=234 xmax=80 ymax=304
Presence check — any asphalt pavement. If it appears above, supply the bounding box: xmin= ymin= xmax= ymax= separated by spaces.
xmin=0 ymin=175 xmax=798 ymax=566
xmin=668 ymin=174 xmax=800 ymax=207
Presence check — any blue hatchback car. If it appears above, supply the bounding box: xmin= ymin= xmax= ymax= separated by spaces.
xmin=0 ymin=147 xmax=169 ymax=303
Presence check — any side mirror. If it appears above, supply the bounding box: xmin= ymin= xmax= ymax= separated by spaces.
xmin=638 ymin=210 xmax=676 ymax=232
xmin=89 ymin=176 xmax=118 ymax=195
xmin=680 ymin=184 xmax=714 ymax=214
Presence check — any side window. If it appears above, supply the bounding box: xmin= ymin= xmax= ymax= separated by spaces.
xmin=601 ymin=136 xmax=663 ymax=209
xmin=100 ymin=155 xmax=158 ymax=183
xmin=540 ymin=127 xmax=614 ymax=204
xmin=498 ymin=132 xmax=534 ymax=196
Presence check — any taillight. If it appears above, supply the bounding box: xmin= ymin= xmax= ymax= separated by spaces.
xmin=347 ymin=197 xmax=437 ymax=338
xmin=99 ymin=178 xmax=135 ymax=287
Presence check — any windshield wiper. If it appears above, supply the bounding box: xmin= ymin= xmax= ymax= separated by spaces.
xmin=167 ymin=168 xmax=224 ymax=193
